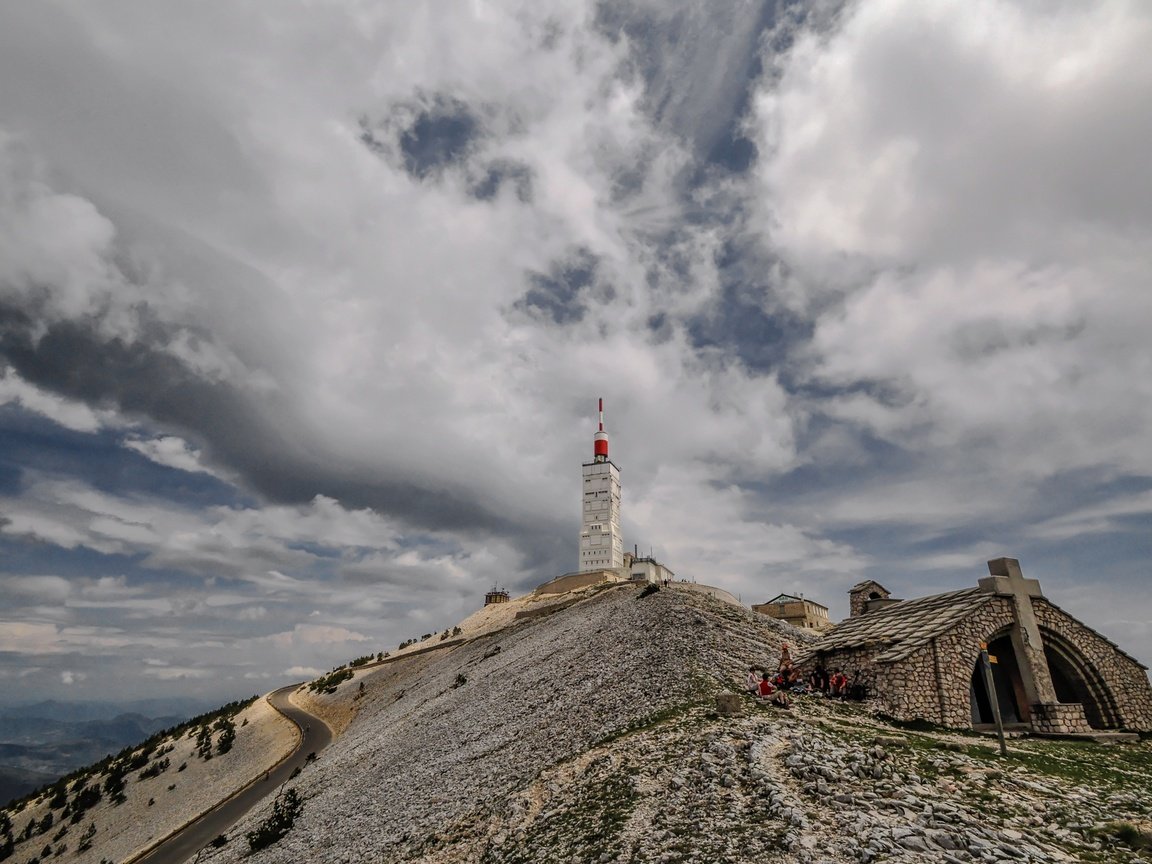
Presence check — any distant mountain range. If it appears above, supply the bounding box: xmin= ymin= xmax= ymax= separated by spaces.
xmin=0 ymin=697 xmax=209 ymax=724
xmin=0 ymin=697 xmax=213 ymax=804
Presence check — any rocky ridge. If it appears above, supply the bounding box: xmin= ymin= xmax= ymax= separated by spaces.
xmin=7 ymin=581 xmax=1151 ymax=864
xmin=203 ymin=582 xmax=1152 ymax=864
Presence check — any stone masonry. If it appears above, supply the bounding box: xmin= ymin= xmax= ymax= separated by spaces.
xmin=848 ymin=580 xmax=891 ymax=619
xmin=800 ymin=560 xmax=1152 ymax=733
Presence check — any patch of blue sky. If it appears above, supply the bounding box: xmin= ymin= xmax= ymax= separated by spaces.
xmin=281 ymin=541 xmax=349 ymax=559
xmin=1031 ymin=469 xmax=1152 ymax=510
xmin=0 ymin=536 xmax=146 ymax=579
xmin=392 ymin=533 xmax=458 ymax=555
xmin=398 ymin=96 xmax=480 ymax=180
xmin=0 ymin=404 xmax=247 ymax=508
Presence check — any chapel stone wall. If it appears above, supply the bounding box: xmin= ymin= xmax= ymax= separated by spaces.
xmin=877 ymin=643 xmax=945 ymax=724
xmin=801 ymin=592 xmax=1152 ymax=732
xmin=931 ymin=596 xmax=1018 ymax=728
xmin=849 ymin=581 xmax=890 ymax=619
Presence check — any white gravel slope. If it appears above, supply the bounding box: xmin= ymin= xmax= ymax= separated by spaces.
xmin=201 ymin=583 xmax=806 ymax=864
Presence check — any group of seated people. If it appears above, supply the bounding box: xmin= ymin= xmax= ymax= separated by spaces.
xmin=744 ymin=656 xmax=856 ymax=707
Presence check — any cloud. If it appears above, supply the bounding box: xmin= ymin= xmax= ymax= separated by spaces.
xmin=0 ymin=622 xmax=60 ymax=654
xmin=283 ymin=666 xmax=323 ymax=678
xmin=2 ymin=574 xmax=71 ymax=603
xmin=1025 ymin=489 xmax=1152 ymax=541
xmin=0 ymin=0 xmax=1150 ymax=703
xmin=750 ymin=0 xmax=1152 ymax=492
xmin=0 ymin=476 xmax=403 ymax=582
xmin=122 ymin=435 xmax=221 ymax=477
xmin=0 ymin=134 xmax=123 ymax=327
xmin=140 ymin=665 xmax=214 ymax=681
xmin=737 ymin=0 xmax=1152 ymax=644
xmin=0 ymin=369 xmax=113 ymax=433
xmin=0 ymin=0 xmax=760 ymax=558
xmin=628 ymin=463 xmax=864 ymax=602
xmin=264 ymin=624 xmax=371 ymax=650
xmin=755 ymin=1 xmax=1152 ymax=264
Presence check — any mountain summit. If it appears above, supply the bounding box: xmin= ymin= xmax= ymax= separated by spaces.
xmin=210 ymin=583 xmax=807 ymax=863
xmin=211 ymin=584 xmax=1152 ymax=864
xmin=5 ymin=583 xmax=1152 ymax=864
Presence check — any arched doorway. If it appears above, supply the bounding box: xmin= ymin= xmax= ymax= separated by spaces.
xmin=970 ymin=627 xmax=1121 ymax=730
xmin=970 ymin=632 xmax=1028 ymax=727
xmin=1041 ymin=629 xmax=1119 ymax=729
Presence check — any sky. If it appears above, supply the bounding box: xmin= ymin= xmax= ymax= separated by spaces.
xmin=0 ymin=0 xmax=1149 ymax=707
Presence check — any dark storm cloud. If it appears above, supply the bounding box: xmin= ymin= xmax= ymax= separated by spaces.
xmin=0 ymin=310 xmax=538 ymax=545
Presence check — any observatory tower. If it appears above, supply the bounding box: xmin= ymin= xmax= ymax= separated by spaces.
xmin=578 ymin=398 xmax=623 ymax=572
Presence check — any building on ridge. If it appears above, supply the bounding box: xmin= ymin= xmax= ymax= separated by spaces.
xmin=798 ymin=557 xmax=1152 ymax=734
xmin=484 ymin=586 xmax=510 ymax=606
xmin=578 ymin=398 xmax=623 ymax=573
xmin=627 ymin=549 xmax=674 ymax=585
xmin=753 ymin=593 xmax=832 ymax=631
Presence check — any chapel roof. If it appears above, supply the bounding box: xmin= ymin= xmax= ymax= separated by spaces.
xmin=807 ymin=586 xmax=995 ymax=663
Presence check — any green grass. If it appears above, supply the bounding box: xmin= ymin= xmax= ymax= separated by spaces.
xmin=590 ymin=700 xmax=710 ymax=750
xmin=480 ymin=766 xmax=640 ymax=864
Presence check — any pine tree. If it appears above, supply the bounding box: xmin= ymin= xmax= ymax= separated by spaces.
xmin=246 ymin=788 xmax=303 ymax=853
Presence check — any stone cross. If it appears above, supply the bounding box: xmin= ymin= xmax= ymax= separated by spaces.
xmin=978 ymin=557 xmax=1058 ymax=705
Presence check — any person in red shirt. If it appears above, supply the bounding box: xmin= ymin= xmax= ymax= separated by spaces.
xmin=829 ymin=668 xmax=849 ymax=698
xmin=757 ymin=672 xmax=775 ymax=699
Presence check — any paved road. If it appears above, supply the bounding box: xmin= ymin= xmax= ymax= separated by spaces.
xmin=130 ymin=686 xmax=332 ymax=864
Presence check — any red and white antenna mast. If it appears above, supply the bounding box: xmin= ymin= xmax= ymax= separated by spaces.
xmin=593 ymin=397 xmax=609 ymax=462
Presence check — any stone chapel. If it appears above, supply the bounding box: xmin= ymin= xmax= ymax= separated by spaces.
xmin=800 ymin=558 xmax=1152 ymax=734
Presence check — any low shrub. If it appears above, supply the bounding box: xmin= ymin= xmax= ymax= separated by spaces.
xmin=246 ymin=788 xmax=303 ymax=853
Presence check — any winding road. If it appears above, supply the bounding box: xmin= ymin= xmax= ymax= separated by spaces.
xmin=129 ymin=685 xmax=331 ymax=864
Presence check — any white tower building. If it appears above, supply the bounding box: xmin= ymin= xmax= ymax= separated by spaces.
xmin=579 ymin=398 xmax=623 ymax=572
